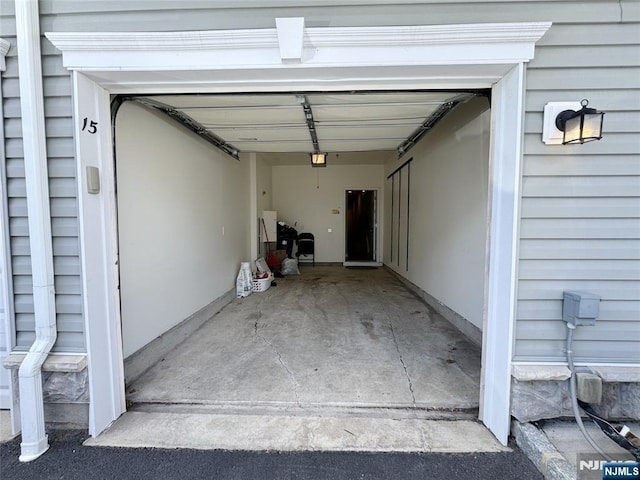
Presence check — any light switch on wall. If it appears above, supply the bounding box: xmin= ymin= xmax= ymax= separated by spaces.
xmin=328 ymin=228 xmax=332 ymax=233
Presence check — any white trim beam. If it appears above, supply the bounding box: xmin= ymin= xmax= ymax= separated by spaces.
xmin=46 ymin=22 xmax=551 ymax=93
xmin=47 ymin=22 xmax=551 ymax=55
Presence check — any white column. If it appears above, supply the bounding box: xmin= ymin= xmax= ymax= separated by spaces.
xmin=480 ymin=63 xmax=525 ymax=445
xmin=72 ymin=72 xmax=126 ymax=436
xmin=249 ymin=152 xmax=259 ymax=262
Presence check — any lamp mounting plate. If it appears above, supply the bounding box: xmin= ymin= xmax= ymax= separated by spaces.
xmin=542 ymin=101 xmax=581 ymax=145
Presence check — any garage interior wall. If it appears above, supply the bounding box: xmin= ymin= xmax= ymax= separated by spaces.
xmin=384 ymin=97 xmax=491 ymax=332
xmin=256 ymin=156 xmax=273 ymax=221
xmin=115 ymin=102 xmax=250 ymax=358
xmin=272 ymin=163 xmax=385 ymax=263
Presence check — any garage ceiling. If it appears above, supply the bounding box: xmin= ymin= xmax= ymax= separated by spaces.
xmin=133 ymin=91 xmax=478 ymax=161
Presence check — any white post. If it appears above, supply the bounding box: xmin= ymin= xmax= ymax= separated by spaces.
xmin=480 ymin=63 xmax=525 ymax=445
xmin=249 ymin=153 xmax=259 ymax=262
xmin=73 ymin=72 xmax=126 ymax=436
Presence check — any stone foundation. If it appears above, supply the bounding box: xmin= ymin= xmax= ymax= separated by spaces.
xmin=511 ymin=365 xmax=640 ymax=423
xmin=43 ymin=370 xmax=89 ymax=403
xmin=3 ymin=354 xmax=89 ymax=429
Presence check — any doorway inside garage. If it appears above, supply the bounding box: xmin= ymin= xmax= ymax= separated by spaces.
xmin=346 ymin=189 xmax=377 ymax=263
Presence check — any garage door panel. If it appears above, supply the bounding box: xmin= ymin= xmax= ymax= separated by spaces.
xmin=232 ymin=140 xmax=315 ymax=152
xmin=147 ymin=94 xmax=300 ymax=109
xmin=317 ymin=124 xmax=414 ymax=141
xmin=321 ymin=139 xmax=399 ymax=151
xmin=307 ymin=92 xmax=456 ymax=105
xmin=183 ymin=106 xmax=304 ymax=126
xmin=314 ymin=104 xmax=439 ymax=122
xmin=214 ymin=126 xmax=310 ymax=143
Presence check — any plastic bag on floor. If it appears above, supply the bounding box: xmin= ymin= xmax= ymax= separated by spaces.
xmin=281 ymin=257 xmax=300 ymax=275
xmin=236 ymin=262 xmax=253 ymax=298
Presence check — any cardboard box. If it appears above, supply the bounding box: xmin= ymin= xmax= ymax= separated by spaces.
xmin=273 ymin=250 xmax=287 ymax=261
xmin=266 ymin=249 xmax=288 ymax=272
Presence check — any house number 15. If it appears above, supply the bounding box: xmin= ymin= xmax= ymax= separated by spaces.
xmin=81 ymin=117 xmax=98 ymax=134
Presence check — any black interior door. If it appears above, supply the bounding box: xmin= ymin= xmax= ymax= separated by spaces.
xmin=346 ymin=190 xmax=376 ymax=261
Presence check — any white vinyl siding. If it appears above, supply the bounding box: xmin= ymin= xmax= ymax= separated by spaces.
xmin=2 ymin=1 xmax=638 ymax=360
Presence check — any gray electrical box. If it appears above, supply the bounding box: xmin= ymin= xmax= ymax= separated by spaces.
xmin=562 ymin=291 xmax=600 ymax=326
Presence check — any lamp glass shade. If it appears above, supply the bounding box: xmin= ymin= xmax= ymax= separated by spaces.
xmin=562 ymin=111 xmax=604 ymax=144
xmin=310 ymin=152 xmax=327 ymax=167
xmin=562 ymin=115 xmax=582 ymax=144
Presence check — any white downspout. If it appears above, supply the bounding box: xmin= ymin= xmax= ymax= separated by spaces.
xmin=15 ymin=0 xmax=57 ymax=462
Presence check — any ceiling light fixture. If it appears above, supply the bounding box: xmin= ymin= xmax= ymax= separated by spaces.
xmin=310 ymin=152 xmax=327 ymax=167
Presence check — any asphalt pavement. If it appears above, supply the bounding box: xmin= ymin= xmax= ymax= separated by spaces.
xmin=1 ymin=430 xmax=542 ymax=480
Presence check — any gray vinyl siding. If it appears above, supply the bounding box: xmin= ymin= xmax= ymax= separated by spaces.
xmin=2 ymin=1 xmax=639 ymax=361
xmin=517 ymin=10 xmax=640 ymax=363
xmin=29 ymin=1 xmax=640 ymax=33
xmin=1 ymin=22 xmax=12 ymax=391
xmin=1 ymin=5 xmax=83 ymax=352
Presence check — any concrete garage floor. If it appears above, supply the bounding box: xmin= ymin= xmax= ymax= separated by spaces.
xmin=128 ymin=265 xmax=480 ymax=414
xmin=89 ymin=266 xmax=505 ymax=452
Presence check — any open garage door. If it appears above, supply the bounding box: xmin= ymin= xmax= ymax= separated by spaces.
xmin=48 ymin=20 xmax=549 ymax=442
xmin=112 ymin=90 xmax=489 ymax=421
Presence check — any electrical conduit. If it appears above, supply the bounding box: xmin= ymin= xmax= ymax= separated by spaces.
xmin=566 ymin=324 xmax=612 ymax=461
xmin=15 ymin=0 xmax=58 ymax=462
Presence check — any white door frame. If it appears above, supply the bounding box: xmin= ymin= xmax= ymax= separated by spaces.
xmin=47 ymin=20 xmax=550 ymax=442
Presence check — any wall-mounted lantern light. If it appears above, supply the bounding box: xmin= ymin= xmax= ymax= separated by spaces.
xmin=310 ymin=152 xmax=327 ymax=167
xmin=555 ymin=99 xmax=604 ymax=144
xmin=543 ymin=99 xmax=605 ymax=145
